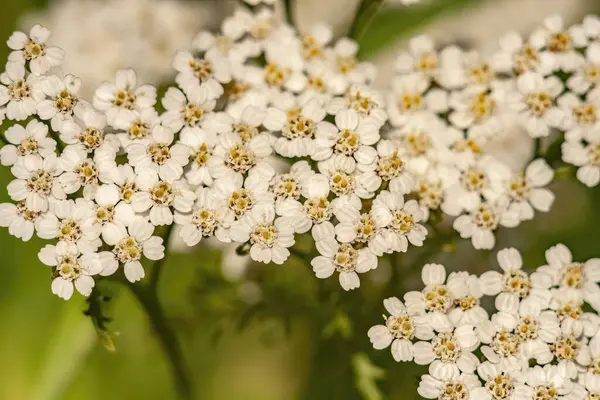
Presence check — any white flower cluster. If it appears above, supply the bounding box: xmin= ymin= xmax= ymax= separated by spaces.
xmin=0 ymin=3 xmax=597 ymax=301
xmin=20 ymin=0 xmax=212 ymax=97
xmin=369 ymin=245 xmax=600 ymax=400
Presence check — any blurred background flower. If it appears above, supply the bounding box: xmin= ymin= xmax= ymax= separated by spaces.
xmin=0 ymin=0 xmax=599 ymax=399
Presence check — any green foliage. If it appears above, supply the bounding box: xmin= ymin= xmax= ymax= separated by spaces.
xmin=357 ymin=0 xmax=485 ymax=59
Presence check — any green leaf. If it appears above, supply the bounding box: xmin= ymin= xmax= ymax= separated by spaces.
xmin=358 ymin=0 xmax=485 ymax=59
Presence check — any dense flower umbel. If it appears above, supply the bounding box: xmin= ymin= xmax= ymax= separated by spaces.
xmin=0 ymin=3 xmax=599 ymax=399
xmin=370 ymin=244 xmax=600 ymax=399
xmin=0 ymin=0 xmax=590 ymax=351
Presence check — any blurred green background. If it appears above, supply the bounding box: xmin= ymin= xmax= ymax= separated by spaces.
xmin=1 ymin=0 xmax=600 ymax=399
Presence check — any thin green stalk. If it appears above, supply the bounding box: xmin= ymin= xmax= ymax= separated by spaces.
xmin=126 ymin=282 xmax=192 ymax=400
xmin=283 ymin=0 xmax=294 ymax=26
xmin=533 ymin=138 xmax=542 ymax=159
xmin=48 ymin=129 xmax=65 ymax=153
xmin=348 ymin=0 xmax=384 ymax=41
xmin=0 ymin=129 xmax=8 ymax=145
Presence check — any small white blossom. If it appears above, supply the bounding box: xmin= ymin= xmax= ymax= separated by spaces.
xmin=38 ymin=241 xmax=103 ymax=300
xmin=103 ymin=217 xmax=165 ymax=282
xmin=7 ymin=25 xmax=65 ymax=75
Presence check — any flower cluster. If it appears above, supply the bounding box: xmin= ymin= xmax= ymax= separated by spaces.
xmin=369 ymin=244 xmax=600 ymax=399
xmin=0 ymin=1 xmax=597 ymax=303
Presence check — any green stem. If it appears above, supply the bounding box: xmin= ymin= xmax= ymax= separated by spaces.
xmin=533 ymin=138 xmax=542 ymax=160
xmin=126 ymin=282 xmax=192 ymax=400
xmin=283 ymin=0 xmax=294 ymax=26
xmin=542 ymin=132 xmax=565 ymax=167
xmin=348 ymin=0 xmax=384 ymax=41
xmin=48 ymin=129 xmax=65 ymax=153
xmin=149 ymin=223 xmax=175 ymax=289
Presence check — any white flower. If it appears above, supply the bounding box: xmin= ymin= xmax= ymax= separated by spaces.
xmin=480 ymin=247 xmax=553 ymax=309
xmin=93 ymin=183 xmax=136 ymax=239
xmin=453 ymin=198 xmax=519 ymax=250
xmin=374 ymin=139 xmax=416 ymax=194
xmin=173 ymin=50 xmax=231 ymax=99
xmin=7 ymin=25 xmax=65 ymax=75
xmin=562 ymin=128 xmax=600 ymax=187
xmin=208 ymin=131 xmax=272 ymax=185
xmin=130 ymin=169 xmax=196 ymax=226
xmin=126 ymin=125 xmax=190 ymax=182
xmin=0 ymin=61 xmax=44 ymax=121
xmin=489 ymin=158 xmax=555 ymax=222
xmin=204 ymin=105 xmax=265 ymax=144
xmin=270 ymin=161 xmax=314 ymax=212
xmin=327 ymin=84 xmax=387 ymax=127
xmin=264 ymin=95 xmax=325 ymax=158
xmin=311 ymin=233 xmax=377 ymax=291
xmin=477 ymin=319 xmax=527 ymax=372
xmin=394 ymin=35 xmax=440 ymax=81
xmin=277 ymin=173 xmax=334 ymax=236
xmin=230 ymin=204 xmax=294 ymax=264
xmin=514 ymin=364 xmax=575 ymax=399
xmin=58 ymin=146 xmax=106 ymax=200
xmin=334 ymin=207 xmax=387 ymax=256
xmin=441 ymin=155 xmax=502 ymax=216
xmin=214 ymin=173 xmax=274 ymax=220
xmin=386 ymin=73 xmax=448 ymax=128
xmin=38 ymin=242 xmax=103 ymax=300
xmin=0 ymin=201 xmax=44 ymax=241
xmin=566 ymin=42 xmax=600 ymax=94
xmin=36 ymin=198 xmax=101 ymax=254
xmin=113 ymin=108 xmax=161 ymax=148
xmin=559 ymin=89 xmax=600 ymax=141
xmin=438 ymin=49 xmax=497 ymax=89
xmin=103 ymin=217 xmax=165 ymax=282
xmin=322 ymin=38 xmax=375 ymax=88
xmin=492 ymin=30 xmax=555 ymax=76
xmin=229 ymin=8 xmax=279 ymax=48
xmin=417 ymin=371 xmax=481 ymax=399
xmin=193 ymin=23 xmax=257 ymax=65
xmin=506 ymin=72 xmax=564 ymax=138
xmin=37 ymin=74 xmax=87 ymax=134
xmin=103 ymin=164 xmax=139 ymax=205
xmin=60 ymin=106 xmax=119 ymax=155
xmin=413 ymin=325 xmax=480 ymax=378
xmin=367 ymin=297 xmax=434 ymax=362
xmin=530 ymin=14 xmax=587 ymax=72
xmin=471 ymin=361 xmax=524 ymax=400
xmin=313 ymin=109 xmax=379 ymax=169
xmin=370 ymin=191 xmax=427 ymax=254
xmin=540 ymin=244 xmax=600 ymax=307
xmin=318 ymin=153 xmax=380 ymax=205
xmin=261 ymin=43 xmax=306 ymax=94
xmin=0 ymin=120 xmax=55 ymax=166
xmin=583 ymin=334 xmax=600 ymax=390
xmin=174 ymin=187 xmax=235 ymax=246
xmin=7 ymin=154 xmax=65 ymax=212
xmin=415 ymin=176 xmax=445 ymax=220
xmin=549 ymin=288 xmax=600 ymax=338
xmin=161 ymin=86 xmax=216 ymax=134
xmin=298 ymin=23 xmax=333 ymax=62
xmin=448 ymin=84 xmax=503 ymax=139
xmin=509 ymin=301 xmax=560 ymax=364
xmin=404 ymin=264 xmax=487 ymax=331
xmin=93 ymin=68 xmax=157 ymax=126
xmin=179 ymin=127 xmax=218 ymax=186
